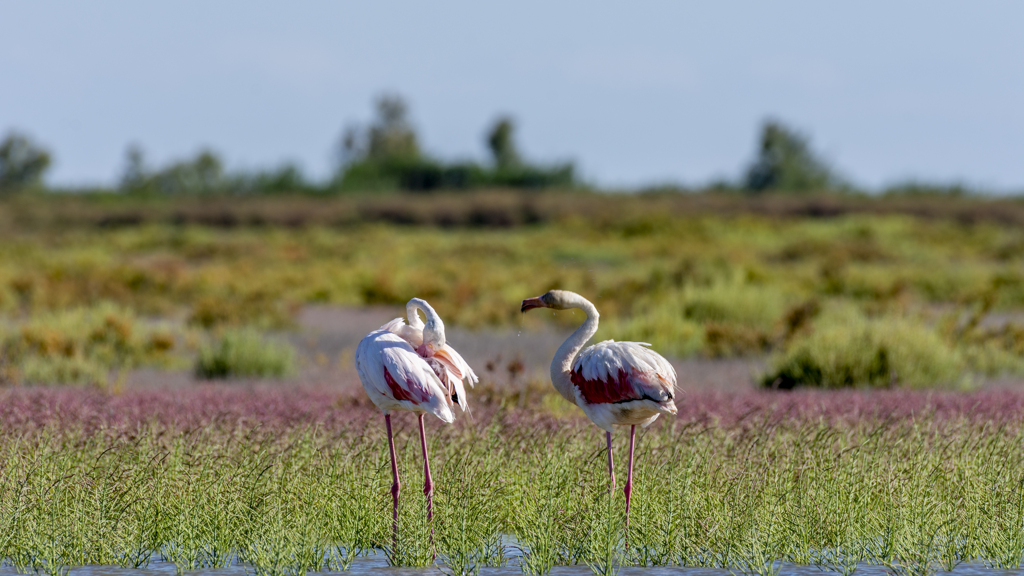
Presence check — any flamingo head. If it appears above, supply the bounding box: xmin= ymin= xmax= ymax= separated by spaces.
xmin=407 ymin=297 xmax=446 ymax=354
xmin=521 ymin=289 xmax=575 ymax=312
xmin=421 ymin=327 xmax=444 ymax=355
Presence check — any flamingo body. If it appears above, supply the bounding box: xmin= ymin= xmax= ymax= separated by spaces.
xmin=356 ymin=327 xmax=456 ymax=422
xmin=379 ymin=317 xmax=477 ymax=412
xmin=355 ymin=298 xmax=477 ymax=550
xmin=570 ymin=340 xmax=677 ymax=431
xmin=522 ymin=289 xmax=678 ymax=525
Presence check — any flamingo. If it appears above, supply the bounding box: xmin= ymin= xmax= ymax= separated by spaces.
xmin=356 ymin=298 xmax=478 ymax=546
xmin=520 ymin=289 xmax=677 ymax=520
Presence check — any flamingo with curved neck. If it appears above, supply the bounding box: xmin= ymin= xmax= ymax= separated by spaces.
xmin=356 ymin=297 xmax=476 ymax=551
xmin=406 ymin=297 xmax=446 ymax=356
xmin=522 ymin=289 xmax=677 ymax=521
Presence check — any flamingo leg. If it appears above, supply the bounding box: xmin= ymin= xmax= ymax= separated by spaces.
xmin=385 ymin=414 xmax=401 ymax=552
xmin=417 ymin=413 xmax=436 ymax=559
xmin=624 ymin=425 xmax=636 ymax=515
xmin=417 ymin=414 xmax=435 ymax=520
xmin=606 ymin=430 xmax=616 ymax=489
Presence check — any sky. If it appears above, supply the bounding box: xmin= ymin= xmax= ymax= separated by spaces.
xmin=2 ymin=1 xmax=1022 ymax=191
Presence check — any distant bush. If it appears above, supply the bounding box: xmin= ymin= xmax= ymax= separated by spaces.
xmin=744 ymin=119 xmax=840 ymax=194
xmin=488 ymin=163 xmax=575 ymax=189
xmin=0 ymin=304 xmax=179 ymax=386
xmin=606 ymin=313 xmax=705 ymax=358
xmin=487 ymin=116 xmax=521 ymax=170
xmin=482 ymin=115 xmax=575 ymax=189
xmin=195 ymin=329 xmax=295 ymax=379
xmin=341 ymin=158 xmax=487 ymax=192
xmin=119 ymin=147 xmax=225 ymax=195
xmin=601 ymin=280 xmax=788 ymax=358
xmin=334 ymin=98 xmax=574 ymax=193
xmin=882 ymin=181 xmax=972 ymax=197
xmin=341 ymin=94 xmax=422 ymax=165
xmin=233 ymin=163 xmax=315 ymax=194
xmin=0 ymin=131 xmax=52 ymax=193
xmin=119 ymin=144 xmax=317 ymax=196
xmin=762 ymin=312 xmax=964 ymax=389
xmin=188 ymin=291 xmax=293 ymax=330
xmin=18 ymin=354 xmax=108 ymax=388
xmin=681 ymin=282 xmax=788 ymax=328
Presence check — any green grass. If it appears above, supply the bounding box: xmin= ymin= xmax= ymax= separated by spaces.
xmin=762 ymin=306 xmax=967 ymax=389
xmin=0 ymin=303 xmax=182 ymax=386
xmin=195 ymin=329 xmax=296 ymax=379
xmin=3 ymin=207 xmax=1024 ymax=386
xmin=3 ymin=411 xmax=1024 ymax=575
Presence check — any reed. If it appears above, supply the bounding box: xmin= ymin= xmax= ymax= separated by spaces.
xmin=2 ymin=387 xmax=1024 ymax=575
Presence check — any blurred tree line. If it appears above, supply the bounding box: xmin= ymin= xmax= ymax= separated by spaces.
xmin=0 ymin=97 xmax=991 ymax=197
xmin=743 ymin=120 xmax=842 ymax=193
xmin=334 ymin=94 xmax=574 ymax=192
xmin=0 ymin=132 xmax=51 ymax=193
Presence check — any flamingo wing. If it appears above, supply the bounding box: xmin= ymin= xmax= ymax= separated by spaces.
xmin=355 ymin=329 xmax=455 ymax=423
xmin=381 ymin=317 xmax=423 ymax=346
xmin=380 ymin=317 xmax=477 ymax=412
xmin=571 ymin=340 xmax=676 ymax=406
xmin=431 ymin=343 xmax=478 ymax=412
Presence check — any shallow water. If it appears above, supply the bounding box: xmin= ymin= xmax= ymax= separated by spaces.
xmin=3 ymin=557 xmax=1024 ymax=576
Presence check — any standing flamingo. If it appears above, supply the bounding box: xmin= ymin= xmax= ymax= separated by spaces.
xmin=521 ymin=290 xmax=677 ymax=520
xmin=356 ymin=298 xmax=478 ymax=547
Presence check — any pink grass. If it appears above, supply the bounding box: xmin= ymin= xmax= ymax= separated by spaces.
xmin=3 ymin=385 xmax=1024 ymax=436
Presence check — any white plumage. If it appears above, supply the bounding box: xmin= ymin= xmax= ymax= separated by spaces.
xmin=355 ymin=297 xmax=478 ymax=546
xmin=358 ymin=314 xmax=477 ymax=416
xmin=355 ymin=327 xmax=456 ymax=422
xmin=573 ymin=340 xmax=676 ymax=395
xmin=521 ymin=289 xmax=678 ymax=520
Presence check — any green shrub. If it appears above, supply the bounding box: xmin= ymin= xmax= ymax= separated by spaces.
xmin=957 ymin=322 xmax=1024 ymax=377
xmin=0 ymin=131 xmax=52 ymax=193
xmin=195 ymin=329 xmax=295 ymax=379
xmin=19 ymin=354 xmax=108 ymax=386
xmin=0 ymin=282 xmax=15 ymax=313
xmin=607 ymin=280 xmax=790 ymax=357
xmin=679 ymin=281 xmax=789 ymax=329
xmin=603 ymin=313 xmax=704 ymax=358
xmin=0 ymin=303 xmax=179 ymax=386
xmin=743 ymin=119 xmax=839 ymax=193
xmin=762 ymin=313 xmax=964 ymax=389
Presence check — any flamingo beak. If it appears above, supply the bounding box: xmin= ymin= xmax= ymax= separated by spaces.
xmin=521 ymin=296 xmax=547 ymax=312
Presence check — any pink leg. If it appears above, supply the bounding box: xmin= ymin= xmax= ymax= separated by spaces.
xmin=606 ymin=430 xmax=616 ymax=489
xmin=417 ymin=414 xmax=436 ymax=558
xmin=624 ymin=425 xmax=636 ymax=548
xmin=624 ymin=425 xmax=636 ymax=515
xmin=385 ymin=414 xmax=401 ymax=551
xmin=418 ymin=414 xmax=434 ymax=520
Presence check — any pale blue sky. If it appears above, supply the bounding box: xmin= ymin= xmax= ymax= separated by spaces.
xmin=2 ymin=1 xmax=1022 ymax=190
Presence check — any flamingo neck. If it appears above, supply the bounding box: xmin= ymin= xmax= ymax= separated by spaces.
xmin=551 ymin=295 xmax=599 ymax=403
xmin=406 ymin=300 xmax=427 ymax=330
xmin=406 ymin=299 xmax=445 ymax=349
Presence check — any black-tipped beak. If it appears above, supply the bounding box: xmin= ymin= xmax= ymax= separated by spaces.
xmin=521 ymin=296 xmax=546 ymax=313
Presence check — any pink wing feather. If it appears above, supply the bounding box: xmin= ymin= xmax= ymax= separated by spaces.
xmin=570 ymin=340 xmax=676 ymax=406
xmin=355 ymin=327 xmax=455 ymax=422
xmin=380 ymin=317 xmax=477 ymax=412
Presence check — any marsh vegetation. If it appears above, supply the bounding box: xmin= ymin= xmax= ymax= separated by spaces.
xmin=2 ymin=191 xmax=1024 ymax=575
xmin=3 ymin=387 xmax=1024 ymax=576
xmin=2 ymin=192 xmax=1024 ymax=388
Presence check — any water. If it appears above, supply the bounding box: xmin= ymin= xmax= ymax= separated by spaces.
xmin=3 ymin=558 xmax=1023 ymax=576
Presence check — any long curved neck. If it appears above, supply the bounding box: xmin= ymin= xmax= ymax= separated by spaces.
xmin=551 ymin=295 xmax=599 ymax=403
xmin=406 ymin=300 xmax=427 ymax=330
xmin=406 ymin=299 xmax=445 ymax=345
